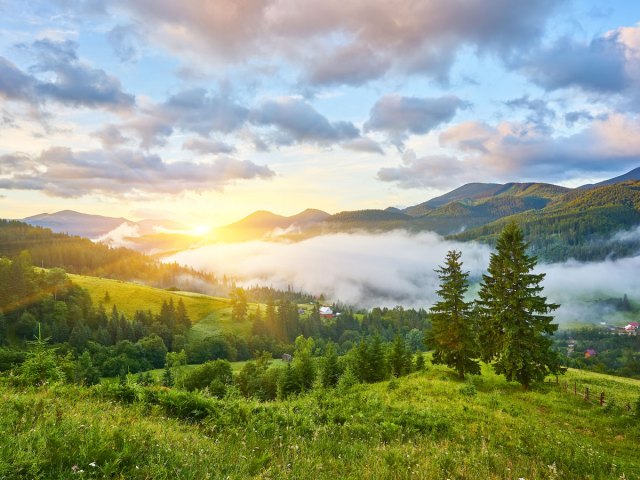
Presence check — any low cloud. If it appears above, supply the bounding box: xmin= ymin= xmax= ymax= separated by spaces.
xmin=168 ymin=231 xmax=492 ymax=308
xmin=167 ymin=231 xmax=640 ymax=325
xmin=0 ymin=147 xmax=275 ymax=197
xmin=94 ymin=222 xmax=140 ymax=248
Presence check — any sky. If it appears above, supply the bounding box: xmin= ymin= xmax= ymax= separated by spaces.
xmin=1 ymin=0 xmax=640 ymax=227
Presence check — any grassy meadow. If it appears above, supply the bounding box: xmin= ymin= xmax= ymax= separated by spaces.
xmin=69 ymin=274 xmax=254 ymax=337
xmin=1 ymin=363 xmax=639 ymax=479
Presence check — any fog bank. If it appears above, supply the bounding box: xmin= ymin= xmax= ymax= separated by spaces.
xmin=167 ymin=231 xmax=640 ymax=324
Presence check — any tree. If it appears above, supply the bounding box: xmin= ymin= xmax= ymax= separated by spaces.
xmin=388 ymin=335 xmax=412 ymax=377
xmin=320 ymin=341 xmax=341 ymax=387
xmin=19 ymin=324 xmax=64 ymax=386
xmin=292 ymin=336 xmax=316 ymax=391
xmin=476 ymin=222 xmax=564 ymax=389
xmin=230 ymin=287 xmax=248 ymax=322
xmin=430 ymin=250 xmax=480 ymax=379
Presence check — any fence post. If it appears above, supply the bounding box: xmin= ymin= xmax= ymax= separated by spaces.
xmin=574 ymin=382 xmax=577 ymax=395
xmin=584 ymin=387 xmax=589 ymax=402
xmin=599 ymin=392 xmax=604 ymax=406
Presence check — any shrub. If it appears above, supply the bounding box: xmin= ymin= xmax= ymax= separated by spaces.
xmin=182 ymin=360 xmax=233 ymax=392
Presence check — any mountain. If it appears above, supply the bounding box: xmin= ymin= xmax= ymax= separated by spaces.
xmin=453 ymin=180 xmax=640 ymax=261
xmin=215 ymin=208 xmax=330 ymax=242
xmin=21 ymin=210 xmax=195 ymax=254
xmin=582 ymin=166 xmax=640 ymax=188
xmin=23 ymin=210 xmax=129 ymax=238
xmin=403 ymin=182 xmax=502 ymax=216
xmin=22 ymin=210 xmax=189 ymax=239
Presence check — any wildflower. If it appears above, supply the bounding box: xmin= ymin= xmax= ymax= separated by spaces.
xmin=89 ymin=462 xmax=97 ymax=467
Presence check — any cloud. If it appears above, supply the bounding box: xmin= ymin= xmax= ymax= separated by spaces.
xmin=166 ymin=230 xmax=640 ymax=324
xmin=0 ymin=147 xmax=275 ymax=197
xmin=0 ymin=57 xmax=37 ymax=102
xmin=28 ymin=38 xmax=134 ymax=109
xmin=1 ymin=39 xmax=134 ymax=110
xmin=303 ymin=44 xmax=391 ymax=87
xmin=93 ymin=124 xmax=130 ymax=149
xmin=504 ymin=95 xmax=555 ymax=132
xmin=250 ymin=97 xmax=359 ymax=145
xmin=518 ymin=36 xmax=629 ymax=93
xmin=377 ymin=151 xmax=469 ymax=189
xmin=183 ymin=138 xmax=236 ymax=155
xmin=120 ymin=88 xmax=249 ymax=148
xmin=94 ymin=222 xmax=140 ymax=248
xmin=168 ymin=231 xmax=492 ymax=307
xmin=437 ymin=114 xmax=640 ymax=181
xmin=107 ymin=24 xmax=144 ymax=63
xmin=517 ymin=23 xmax=640 ymax=109
xmin=365 ymin=94 xmax=469 ymax=147
xmin=116 ymin=0 xmax=561 ymax=87
xmin=341 ymin=137 xmax=384 ymax=155
xmin=564 ymin=110 xmax=595 ymax=127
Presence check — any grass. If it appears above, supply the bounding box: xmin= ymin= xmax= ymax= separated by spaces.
xmin=2 ymin=364 xmax=639 ymax=479
xmin=141 ymin=359 xmax=288 ymax=382
xmin=69 ymin=274 xmax=252 ymax=336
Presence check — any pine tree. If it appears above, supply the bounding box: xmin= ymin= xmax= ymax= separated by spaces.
xmin=388 ymin=335 xmax=411 ymax=377
xmin=161 ymin=364 xmax=174 ymax=387
xmin=476 ymin=222 xmax=563 ymax=389
xmin=230 ymin=287 xmax=248 ymax=321
xmin=176 ymin=299 xmax=190 ymax=330
xmin=430 ymin=250 xmax=480 ymax=379
xmin=320 ymin=341 xmax=341 ymax=387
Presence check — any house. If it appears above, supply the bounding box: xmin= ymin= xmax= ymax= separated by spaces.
xmin=319 ymin=306 xmax=334 ymax=319
xmin=624 ymin=322 xmax=638 ymax=334
xmin=585 ymin=349 xmax=597 ymax=359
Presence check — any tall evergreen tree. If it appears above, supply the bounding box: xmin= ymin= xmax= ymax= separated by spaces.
xmin=476 ymin=222 xmax=563 ymax=389
xmin=430 ymin=250 xmax=480 ymax=379
xmin=320 ymin=341 xmax=341 ymax=387
xmin=388 ymin=335 xmax=412 ymax=377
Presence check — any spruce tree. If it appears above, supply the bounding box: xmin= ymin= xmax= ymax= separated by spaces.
xmin=320 ymin=341 xmax=341 ymax=387
xmin=476 ymin=222 xmax=563 ymax=389
xmin=388 ymin=335 xmax=411 ymax=377
xmin=430 ymin=250 xmax=480 ymax=379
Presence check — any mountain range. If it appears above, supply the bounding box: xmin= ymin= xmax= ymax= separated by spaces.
xmin=18 ymin=166 xmax=640 ymax=261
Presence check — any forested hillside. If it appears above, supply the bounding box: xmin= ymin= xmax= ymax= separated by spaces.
xmin=453 ymin=181 xmax=640 ymax=261
xmin=0 ymin=219 xmax=219 ymax=291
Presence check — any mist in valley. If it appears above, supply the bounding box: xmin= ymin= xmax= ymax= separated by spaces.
xmin=166 ymin=230 xmax=640 ymax=325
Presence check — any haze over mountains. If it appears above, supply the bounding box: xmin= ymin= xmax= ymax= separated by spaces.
xmin=20 ymin=166 xmax=640 ymax=261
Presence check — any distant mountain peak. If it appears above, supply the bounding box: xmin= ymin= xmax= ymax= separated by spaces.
xmin=583 ymin=166 xmax=640 ymax=188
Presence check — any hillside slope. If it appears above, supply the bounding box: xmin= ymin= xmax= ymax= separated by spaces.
xmin=69 ymin=274 xmax=249 ymax=336
xmin=1 ymin=365 xmax=638 ymax=479
xmin=453 ymin=181 xmax=640 ymax=261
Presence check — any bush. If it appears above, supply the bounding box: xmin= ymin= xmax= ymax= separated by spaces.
xmin=182 ymin=360 xmax=233 ymax=392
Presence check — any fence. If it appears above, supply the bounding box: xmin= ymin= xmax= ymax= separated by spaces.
xmin=547 ymin=376 xmax=637 ymax=413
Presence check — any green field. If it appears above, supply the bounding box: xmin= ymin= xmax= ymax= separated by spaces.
xmin=69 ymin=274 xmax=252 ymax=336
xmin=2 ymin=363 xmax=639 ymax=479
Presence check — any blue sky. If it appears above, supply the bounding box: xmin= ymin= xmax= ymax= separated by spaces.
xmin=1 ymin=0 xmax=640 ymax=226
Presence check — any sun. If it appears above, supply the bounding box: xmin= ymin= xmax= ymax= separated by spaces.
xmin=189 ymin=224 xmax=212 ymax=236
